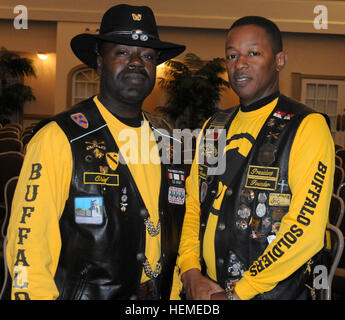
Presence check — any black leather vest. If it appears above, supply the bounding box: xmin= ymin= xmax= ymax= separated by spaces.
xmin=35 ymin=97 xmax=185 ymax=299
xmin=199 ymin=95 xmax=329 ymax=299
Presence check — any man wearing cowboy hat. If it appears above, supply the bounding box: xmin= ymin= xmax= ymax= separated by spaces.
xmin=6 ymin=4 xmax=186 ymax=300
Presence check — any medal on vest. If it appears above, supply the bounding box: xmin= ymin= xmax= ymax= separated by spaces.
xmin=256 ymin=203 xmax=266 ymax=218
xmin=227 ymin=251 xmax=245 ymax=278
xmin=272 ymin=207 xmax=286 ymax=221
xmin=120 ymin=187 xmax=128 ymax=212
xmin=257 ymin=143 xmax=276 ymax=166
xmin=267 ymin=117 xmax=276 ymax=127
xmin=85 ymin=140 xmax=106 ymax=159
xmin=256 ymin=192 xmax=267 ymax=218
xmin=261 ymin=216 xmax=272 ymax=232
xmin=272 ymin=221 xmax=281 ymax=233
xmin=236 ymin=219 xmax=248 ymax=231
xmin=240 ymin=188 xmax=255 ymax=204
xmin=249 ymin=217 xmax=260 ymax=230
xmin=237 ymin=204 xmax=251 ymax=219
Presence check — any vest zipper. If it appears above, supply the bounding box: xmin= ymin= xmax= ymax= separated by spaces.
xmin=72 ymin=264 xmax=90 ymax=300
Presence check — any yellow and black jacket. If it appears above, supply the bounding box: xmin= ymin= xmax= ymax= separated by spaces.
xmin=175 ymin=93 xmax=334 ymax=300
xmin=6 ymin=96 xmax=185 ymax=300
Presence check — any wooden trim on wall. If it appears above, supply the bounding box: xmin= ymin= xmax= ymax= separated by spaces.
xmin=291 ymin=72 xmax=345 ymax=101
xmin=23 ymin=114 xmax=53 ymax=120
xmin=1 ymin=0 xmax=345 ymax=35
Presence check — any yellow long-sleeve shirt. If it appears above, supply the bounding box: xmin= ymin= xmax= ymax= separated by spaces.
xmin=6 ymin=96 xmax=161 ymax=299
xmin=176 ymin=97 xmax=334 ymax=300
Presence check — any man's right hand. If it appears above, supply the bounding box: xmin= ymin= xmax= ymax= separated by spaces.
xmin=181 ymin=268 xmax=224 ymax=300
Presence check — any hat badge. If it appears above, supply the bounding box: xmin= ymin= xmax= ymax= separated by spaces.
xmin=132 ymin=13 xmax=142 ymax=21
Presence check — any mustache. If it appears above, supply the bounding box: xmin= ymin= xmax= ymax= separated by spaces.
xmin=123 ymin=66 xmax=149 ymax=77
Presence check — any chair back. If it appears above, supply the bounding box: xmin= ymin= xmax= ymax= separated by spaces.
xmin=0 ymin=138 xmax=23 ymax=153
xmin=336 ymin=149 xmax=345 ymax=173
xmin=2 ymin=176 xmax=18 ymax=239
xmin=21 ymin=126 xmax=35 ymax=138
xmin=336 ymin=155 xmax=343 ymax=168
xmin=334 ymin=166 xmax=344 ymax=194
xmin=4 ymin=123 xmax=22 ymax=132
xmin=329 ymin=194 xmax=345 ymax=228
xmin=21 ymin=133 xmax=33 ymax=147
xmin=325 ymin=224 xmax=344 ymax=300
xmin=335 ymin=145 xmax=343 ymax=152
xmin=0 ymin=236 xmax=10 ymax=300
xmin=0 ymin=131 xmax=19 ymax=139
xmin=0 ymin=152 xmax=23 ymax=204
xmin=0 ymin=176 xmax=19 ymax=300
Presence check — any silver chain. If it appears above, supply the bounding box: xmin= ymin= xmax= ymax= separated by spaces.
xmin=144 ymin=217 xmax=160 ymax=237
xmin=143 ymin=258 xmax=161 ymax=279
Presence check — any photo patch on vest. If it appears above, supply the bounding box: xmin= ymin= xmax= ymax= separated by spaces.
xmin=269 ymin=193 xmax=291 ymax=206
xmin=83 ymin=172 xmax=119 ymax=186
xmin=168 ymin=186 xmax=185 ymax=205
xmin=245 ymin=165 xmax=279 ymax=191
xmin=74 ymin=196 xmax=103 ymax=224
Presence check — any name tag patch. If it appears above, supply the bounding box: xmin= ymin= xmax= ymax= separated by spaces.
xmin=84 ymin=172 xmax=119 ymax=186
xmin=245 ymin=165 xmax=279 ymax=191
xmin=75 ymin=196 xmax=103 ymax=224
xmin=269 ymin=193 xmax=291 ymax=206
xmin=168 ymin=186 xmax=185 ymax=205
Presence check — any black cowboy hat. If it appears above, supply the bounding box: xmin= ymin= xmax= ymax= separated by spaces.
xmin=71 ymin=4 xmax=186 ymax=68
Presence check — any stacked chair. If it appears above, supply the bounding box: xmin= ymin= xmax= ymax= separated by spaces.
xmin=331 ymin=143 xmax=345 ymax=299
xmin=0 ymin=122 xmax=33 ymax=299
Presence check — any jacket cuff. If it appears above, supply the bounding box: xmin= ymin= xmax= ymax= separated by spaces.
xmin=234 ymin=276 xmax=260 ymax=300
xmin=178 ymin=254 xmax=201 ymax=275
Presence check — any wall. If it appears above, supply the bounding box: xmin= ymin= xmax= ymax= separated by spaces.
xmin=0 ymin=19 xmax=56 ymax=123
xmin=282 ymin=32 xmax=345 ymax=98
xmin=0 ymin=0 xmax=344 ymax=119
xmin=22 ymin=52 xmax=56 ymax=116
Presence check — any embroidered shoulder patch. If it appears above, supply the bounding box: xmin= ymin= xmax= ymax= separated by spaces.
xmin=71 ymin=113 xmax=89 ymax=128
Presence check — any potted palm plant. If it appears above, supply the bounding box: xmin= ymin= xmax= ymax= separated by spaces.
xmin=156 ymin=52 xmax=229 ymax=130
xmin=0 ymin=46 xmax=36 ymax=124
xmin=156 ymin=53 xmax=230 ymax=175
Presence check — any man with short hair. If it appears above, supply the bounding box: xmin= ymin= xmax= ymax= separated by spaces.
xmin=175 ymin=16 xmax=334 ymax=300
xmin=6 ymin=4 xmax=186 ymax=300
